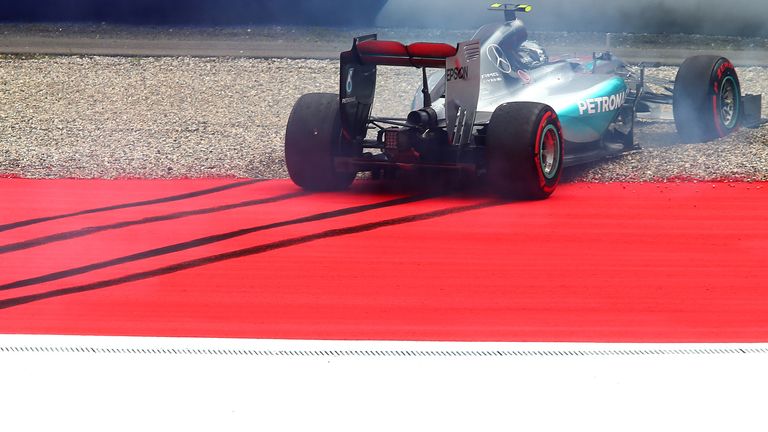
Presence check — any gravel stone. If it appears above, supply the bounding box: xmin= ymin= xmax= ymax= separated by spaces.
xmin=1 ymin=54 xmax=766 ymax=182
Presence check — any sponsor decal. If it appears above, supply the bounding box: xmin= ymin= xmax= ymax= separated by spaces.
xmin=446 ymin=66 xmax=469 ymax=81
xmin=715 ymin=61 xmax=734 ymax=93
xmin=486 ymin=44 xmax=512 ymax=74
xmin=346 ymin=68 xmax=354 ymax=93
xmin=481 ymin=72 xmax=502 ymax=83
xmin=577 ymin=90 xmax=627 ymax=115
xmin=716 ymin=61 xmax=733 ymax=79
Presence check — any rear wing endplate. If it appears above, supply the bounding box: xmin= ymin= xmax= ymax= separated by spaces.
xmin=445 ymin=41 xmax=481 ymax=147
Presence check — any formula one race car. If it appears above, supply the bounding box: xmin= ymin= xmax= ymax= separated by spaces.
xmin=285 ymin=3 xmax=762 ymax=199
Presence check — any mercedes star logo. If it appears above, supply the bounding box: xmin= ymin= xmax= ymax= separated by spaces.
xmin=486 ymin=44 xmax=512 ymax=74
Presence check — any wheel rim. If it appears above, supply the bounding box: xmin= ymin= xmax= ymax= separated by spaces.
xmin=719 ymin=76 xmax=739 ymax=129
xmin=539 ymin=124 xmax=561 ymax=180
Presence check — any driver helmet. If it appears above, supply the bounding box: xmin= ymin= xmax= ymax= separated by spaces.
xmin=496 ymin=20 xmax=548 ymax=70
xmin=518 ymin=40 xmax=548 ymax=69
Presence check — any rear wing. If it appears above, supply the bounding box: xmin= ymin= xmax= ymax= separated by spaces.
xmin=339 ymin=35 xmax=459 ymax=142
xmin=353 ymin=39 xmax=458 ymax=68
xmin=339 ymin=35 xmax=480 ymax=146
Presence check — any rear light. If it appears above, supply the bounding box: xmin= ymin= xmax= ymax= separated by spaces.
xmin=380 ymin=127 xmax=420 ymax=163
xmin=384 ymin=128 xmax=399 ymax=154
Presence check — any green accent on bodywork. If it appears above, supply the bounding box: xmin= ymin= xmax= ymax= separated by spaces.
xmin=556 ymin=77 xmax=627 ymax=143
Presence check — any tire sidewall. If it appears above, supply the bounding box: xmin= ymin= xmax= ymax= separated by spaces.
xmin=487 ymin=102 xmax=564 ymax=199
xmin=711 ymin=58 xmax=740 ymax=137
xmin=284 ymin=93 xmax=357 ymax=191
xmin=532 ymin=109 xmax=564 ymax=195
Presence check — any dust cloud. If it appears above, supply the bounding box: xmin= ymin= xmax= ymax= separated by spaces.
xmin=376 ymin=0 xmax=768 ymax=37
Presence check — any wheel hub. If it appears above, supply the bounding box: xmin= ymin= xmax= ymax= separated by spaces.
xmin=719 ymin=76 xmax=738 ymax=129
xmin=539 ymin=124 xmax=560 ymax=180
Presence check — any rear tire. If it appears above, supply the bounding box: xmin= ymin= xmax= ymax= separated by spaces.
xmin=284 ymin=93 xmax=358 ymax=191
xmin=673 ymin=55 xmax=741 ymax=143
xmin=486 ymin=102 xmax=564 ymax=200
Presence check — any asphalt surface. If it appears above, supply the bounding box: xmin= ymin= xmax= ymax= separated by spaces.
xmin=3 ymin=24 xmax=768 ymax=65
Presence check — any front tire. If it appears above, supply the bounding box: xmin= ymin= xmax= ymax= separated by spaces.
xmin=673 ymin=55 xmax=741 ymax=143
xmin=486 ymin=102 xmax=564 ymax=200
xmin=284 ymin=93 xmax=358 ymax=191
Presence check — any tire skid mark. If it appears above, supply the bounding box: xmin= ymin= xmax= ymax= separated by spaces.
xmin=0 ymin=191 xmax=307 ymax=255
xmin=0 ymin=200 xmax=500 ymax=309
xmin=0 ymin=179 xmax=264 ymax=233
xmin=0 ymin=194 xmax=437 ymax=291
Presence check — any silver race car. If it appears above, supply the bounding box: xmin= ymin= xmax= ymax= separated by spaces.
xmin=285 ymin=3 xmax=761 ymax=199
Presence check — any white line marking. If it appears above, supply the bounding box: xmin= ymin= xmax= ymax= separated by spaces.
xmin=1 ymin=334 xmax=766 ymax=431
